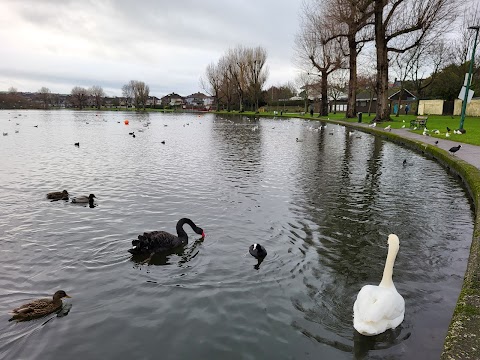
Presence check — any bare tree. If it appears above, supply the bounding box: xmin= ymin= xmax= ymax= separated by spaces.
xmin=122 ymin=82 xmax=134 ymax=109
xmin=357 ymin=71 xmax=377 ymax=116
xmin=218 ymin=56 xmax=235 ymax=111
xmin=8 ymin=87 xmax=17 ymax=94
xmin=200 ymin=62 xmax=222 ymax=111
xmin=327 ymin=70 xmax=348 ymax=114
xmin=37 ymin=87 xmax=51 ymax=109
xmin=71 ymin=86 xmax=88 ymax=109
xmin=89 ymin=85 xmax=105 ymax=110
xmin=226 ymin=46 xmax=249 ymax=112
xmin=131 ymin=81 xmax=149 ymax=110
xmin=245 ymin=46 xmax=268 ymax=112
xmin=295 ymin=2 xmax=346 ymax=116
xmin=295 ymin=72 xmax=314 ymax=113
xmin=451 ymin=2 xmax=480 ymax=66
xmin=373 ymin=0 xmax=456 ymax=121
xmin=325 ymin=0 xmax=374 ymax=118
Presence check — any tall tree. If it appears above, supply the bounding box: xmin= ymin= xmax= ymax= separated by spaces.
xmin=245 ymin=46 xmax=268 ymax=112
xmin=71 ymin=86 xmax=88 ymax=109
xmin=132 ymin=81 xmax=149 ymax=110
xmin=89 ymin=85 xmax=105 ymax=110
xmin=200 ymin=62 xmax=222 ymax=111
xmin=122 ymin=82 xmax=134 ymax=109
xmin=326 ymin=0 xmax=374 ymax=118
xmin=373 ymin=0 xmax=456 ymax=121
xmin=37 ymin=87 xmax=51 ymax=109
xmin=295 ymin=2 xmax=345 ymax=116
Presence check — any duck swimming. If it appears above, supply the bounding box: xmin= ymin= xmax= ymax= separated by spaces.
xmin=129 ymin=218 xmax=205 ymax=255
xmin=71 ymin=194 xmax=96 ymax=203
xmin=47 ymin=190 xmax=69 ymax=200
xmin=9 ymin=290 xmax=71 ymax=322
xmin=249 ymin=243 xmax=267 ymax=259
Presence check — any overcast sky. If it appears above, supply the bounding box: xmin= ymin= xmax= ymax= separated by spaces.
xmin=0 ymin=0 xmax=305 ymax=97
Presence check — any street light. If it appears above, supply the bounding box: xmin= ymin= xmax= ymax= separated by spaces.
xmin=459 ymin=25 xmax=480 ymax=130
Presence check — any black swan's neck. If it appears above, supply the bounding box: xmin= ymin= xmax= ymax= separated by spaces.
xmin=176 ymin=218 xmax=197 ymax=239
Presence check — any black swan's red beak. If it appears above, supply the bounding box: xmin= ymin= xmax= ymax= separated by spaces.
xmin=201 ymin=231 xmax=205 ymax=238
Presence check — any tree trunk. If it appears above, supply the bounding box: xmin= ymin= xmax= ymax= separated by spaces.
xmin=321 ymin=70 xmax=328 ymax=116
xmin=346 ymin=34 xmax=357 ymax=118
xmin=374 ymin=0 xmax=390 ymax=122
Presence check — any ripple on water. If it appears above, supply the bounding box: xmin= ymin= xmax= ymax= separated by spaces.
xmin=0 ymin=111 xmax=474 ymax=360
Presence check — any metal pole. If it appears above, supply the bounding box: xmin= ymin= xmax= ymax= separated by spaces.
xmin=459 ymin=26 xmax=480 ymax=130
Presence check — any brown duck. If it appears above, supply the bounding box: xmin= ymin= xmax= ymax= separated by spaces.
xmin=9 ymin=290 xmax=71 ymax=322
xmin=47 ymin=190 xmax=69 ymax=200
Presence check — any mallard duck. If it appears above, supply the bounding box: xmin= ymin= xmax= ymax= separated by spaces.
xmin=71 ymin=194 xmax=96 ymax=203
xmin=47 ymin=190 xmax=69 ymax=200
xmin=9 ymin=290 xmax=71 ymax=322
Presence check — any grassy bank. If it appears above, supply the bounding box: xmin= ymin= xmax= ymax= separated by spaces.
xmin=215 ymin=111 xmax=480 ymax=146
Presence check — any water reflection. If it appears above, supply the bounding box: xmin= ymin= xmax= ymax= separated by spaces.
xmin=0 ymin=110 xmax=474 ymax=360
xmin=130 ymin=237 xmax=204 ymax=267
xmin=353 ymin=327 xmax=411 ymax=359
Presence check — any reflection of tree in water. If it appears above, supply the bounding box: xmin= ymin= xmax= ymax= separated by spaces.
xmin=211 ymin=115 xmax=263 ymax=179
xmin=289 ymin=132 xmax=397 ymax=351
xmin=130 ymin=238 xmax=204 ymax=268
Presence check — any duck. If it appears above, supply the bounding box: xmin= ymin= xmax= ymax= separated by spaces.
xmin=47 ymin=190 xmax=69 ymax=200
xmin=129 ymin=218 xmax=205 ymax=255
xmin=353 ymin=234 xmax=405 ymax=336
xmin=71 ymin=194 xmax=96 ymax=203
xmin=9 ymin=290 xmax=71 ymax=322
xmin=249 ymin=243 xmax=267 ymax=259
xmin=296 ymin=138 xmax=303 ymax=142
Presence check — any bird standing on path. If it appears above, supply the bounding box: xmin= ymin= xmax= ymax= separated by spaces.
xmin=449 ymin=145 xmax=461 ymax=155
xmin=384 ymin=125 xmax=391 ymax=132
xmin=434 ymin=140 xmax=439 ymax=146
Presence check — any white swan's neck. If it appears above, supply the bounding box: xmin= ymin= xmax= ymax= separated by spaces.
xmin=379 ymin=242 xmax=399 ymax=289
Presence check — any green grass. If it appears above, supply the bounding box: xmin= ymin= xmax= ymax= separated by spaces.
xmin=215 ymin=110 xmax=480 ymax=146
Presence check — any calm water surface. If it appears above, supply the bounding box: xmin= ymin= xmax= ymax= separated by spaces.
xmin=0 ymin=110 xmax=474 ymax=359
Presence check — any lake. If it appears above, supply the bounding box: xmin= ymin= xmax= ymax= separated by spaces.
xmin=0 ymin=110 xmax=474 ymax=359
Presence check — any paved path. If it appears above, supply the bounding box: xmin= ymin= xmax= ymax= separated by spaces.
xmin=352 ymin=122 xmax=480 ymax=170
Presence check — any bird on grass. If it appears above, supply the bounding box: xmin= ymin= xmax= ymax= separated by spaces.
xmin=9 ymin=290 xmax=71 ymax=322
xmin=47 ymin=190 xmax=69 ymax=201
xmin=449 ymin=145 xmax=461 ymax=155
xmin=447 ymin=127 xmax=451 ymax=132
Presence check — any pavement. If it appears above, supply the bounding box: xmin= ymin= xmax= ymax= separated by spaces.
xmin=353 ymin=122 xmax=480 ymax=170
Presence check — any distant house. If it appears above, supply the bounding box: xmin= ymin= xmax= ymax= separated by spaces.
xmin=161 ymin=92 xmax=184 ymax=107
xmin=184 ymin=92 xmax=215 ymax=109
xmin=146 ymin=96 xmax=160 ymax=107
xmin=355 ymin=87 xmax=417 ymax=114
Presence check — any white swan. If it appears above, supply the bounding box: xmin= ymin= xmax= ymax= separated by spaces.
xmin=353 ymin=234 xmax=405 ymax=336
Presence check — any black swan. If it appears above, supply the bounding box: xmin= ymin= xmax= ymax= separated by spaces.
xmin=249 ymin=243 xmax=267 ymax=259
xmin=129 ymin=218 xmax=205 ymax=255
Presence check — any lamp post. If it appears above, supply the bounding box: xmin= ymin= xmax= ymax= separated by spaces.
xmin=459 ymin=25 xmax=480 ymax=130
